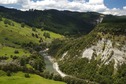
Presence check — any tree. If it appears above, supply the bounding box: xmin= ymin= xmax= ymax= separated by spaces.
xmin=43 ymin=32 xmax=50 ymax=38
xmin=32 ymin=33 xmax=35 ymax=37
xmin=41 ymin=28 xmax=44 ymax=31
xmin=20 ymin=58 xmax=26 ymax=66
xmin=21 ymin=22 xmax=25 ymax=28
xmin=53 ymin=74 xmax=62 ymax=81
xmin=32 ymin=28 xmax=36 ymax=32
xmin=5 ymin=24 xmax=8 ymax=27
xmin=64 ymin=31 xmax=70 ymax=36
xmin=14 ymin=50 xmax=19 ymax=54
xmin=0 ymin=15 xmax=2 ymax=21
xmin=11 ymin=23 xmax=15 ymax=26
xmin=25 ymin=73 xmax=30 ymax=78
xmin=35 ymin=34 xmax=38 ymax=38
xmin=39 ymin=38 xmax=43 ymax=43
xmin=6 ymin=70 xmax=11 ymax=76
xmin=33 ymin=59 xmax=44 ymax=72
xmin=4 ymin=19 xmax=11 ymax=25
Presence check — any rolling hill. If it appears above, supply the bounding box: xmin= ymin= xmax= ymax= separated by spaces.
xmin=0 ymin=6 xmax=100 ymax=35
xmin=0 ymin=16 xmax=65 ymax=84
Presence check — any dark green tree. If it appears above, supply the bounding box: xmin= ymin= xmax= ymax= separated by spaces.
xmin=4 ymin=19 xmax=11 ymax=25
xmin=14 ymin=50 xmax=19 ymax=54
xmin=0 ymin=15 xmax=2 ymax=21
xmin=6 ymin=70 xmax=11 ymax=76
xmin=25 ymin=73 xmax=30 ymax=78
xmin=32 ymin=28 xmax=36 ymax=32
xmin=43 ymin=32 xmax=50 ymax=38
xmin=21 ymin=22 xmax=25 ymax=27
xmin=20 ymin=58 xmax=26 ymax=66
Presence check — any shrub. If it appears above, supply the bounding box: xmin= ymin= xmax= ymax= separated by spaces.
xmin=41 ymin=28 xmax=44 ymax=31
xmin=0 ymin=15 xmax=2 ymax=21
xmin=4 ymin=19 xmax=11 ymax=25
xmin=21 ymin=23 xmax=25 ymax=28
xmin=53 ymin=74 xmax=62 ymax=81
xmin=32 ymin=33 xmax=35 ymax=37
xmin=14 ymin=50 xmax=19 ymax=54
xmin=6 ymin=70 xmax=11 ymax=76
xmin=5 ymin=24 xmax=8 ymax=27
xmin=35 ymin=34 xmax=38 ymax=38
xmin=43 ymin=32 xmax=50 ymax=38
xmin=0 ymin=70 xmax=6 ymax=76
xmin=20 ymin=58 xmax=26 ymax=66
xmin=32 ymin=28 xmax=36 ymax=32
xmin=12 ymin=56 xmax=18 ymax=60
xmin=11 ymin=23 xmax=15 ymax=26
xmin=24 ymin=73 xmax=30 ymax=78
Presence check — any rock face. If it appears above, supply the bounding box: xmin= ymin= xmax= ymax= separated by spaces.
xmin=60 ymin=51 xmax=68 ymax=60
xmin=96 ymin=15 xmax=104 ymax=24
xmin=82 ymin=38 xmax=126 ymax=69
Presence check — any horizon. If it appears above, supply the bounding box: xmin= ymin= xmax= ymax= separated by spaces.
xmin=0 ymin=5 xmax=125 ymax=17
xmin=0 ymin=0 xmax=126 ymax=16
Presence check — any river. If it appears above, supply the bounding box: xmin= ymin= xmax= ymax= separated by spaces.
xmin=39 ymin=49 xmax=67 ymax=77
xmin=39 ymin=49 xmax=97 ymax=83
xmin=39 ymin=51 xmax=57 ymax=73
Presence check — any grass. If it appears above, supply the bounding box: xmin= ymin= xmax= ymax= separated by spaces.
xmin=0 ymin=46 xmax=30 ymax=57
xmin=0 ymin=18 xmax=63 ymax=46
xmin=0 ymin=17 xmax=65 ymax=84
xmin=0 ymin=18 xmax=63 ymax=57
xmin=0 ymin=72 xmax=65 ymax=84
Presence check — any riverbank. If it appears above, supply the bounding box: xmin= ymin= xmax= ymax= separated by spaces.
xmin=40 ymin=49 xmax=67 ymax=77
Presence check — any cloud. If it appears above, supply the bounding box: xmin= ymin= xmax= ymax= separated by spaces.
xmin=102 ymin=8 xmax=126 ymax=16
xmin=0 ymin=0 xmax=126 ymax=15
xmin=21 ymin=0 xmax=107 ymax=12
xmin=89 ymin=0 xmax=103 ymax=4
xmin=123 ymin=6 xmax=126 ymax=10
xmin=0 ymin=0 xmax=18 ymax=4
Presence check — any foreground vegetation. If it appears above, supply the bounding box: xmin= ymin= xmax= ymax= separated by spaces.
xmin=0 ymin=71 xmax=65 ymax=84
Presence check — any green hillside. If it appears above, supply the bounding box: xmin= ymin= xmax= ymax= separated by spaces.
xmin=49 ymin=15 xmax=126 ymax=57
xmin=0 ymin=18 xmax=63 ymax=45
xmin=0 ymin=17 xmax=63 ymax=56
xmin=0 ymin=17 xmax=65 ymax=84
xmin=49 ymin=16 xmax=126 ymax=84
xmin=0 ymin=6 xmax=100 ymax=35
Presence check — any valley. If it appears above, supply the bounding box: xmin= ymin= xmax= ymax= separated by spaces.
xmin=0 ymin=6 xmax=126 ymax=84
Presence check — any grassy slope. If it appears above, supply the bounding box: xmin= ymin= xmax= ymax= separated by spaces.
xmin=0 ymin=18 xmax=63 ymax=44
xmin=0 ymin=18 xmax=63 ymax=57
xmin=0 ymin=72 xmax=65 ymax=84
xmin=0 ymin=18 xmax=65 ymax=84
xmin=0 ymin=46 xmax=30 ymax=57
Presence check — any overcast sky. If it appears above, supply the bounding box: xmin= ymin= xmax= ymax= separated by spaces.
xmin=0 ymin=0 xmax=126 ymax=16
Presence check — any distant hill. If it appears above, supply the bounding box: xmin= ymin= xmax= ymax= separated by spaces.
xmin=0 ymin=6 xmax=100 ymax=35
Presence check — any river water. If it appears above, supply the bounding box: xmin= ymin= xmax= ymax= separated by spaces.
xmin=40 ymin=50 xmax=67 ymax=77
xmin=40 ymin=51 xmax=57 ymax=74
